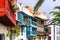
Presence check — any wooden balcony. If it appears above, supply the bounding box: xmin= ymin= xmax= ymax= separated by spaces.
xmin=37 ymin=26 xmax=50 ymax=36
xmin=37 ymin=27 xmax=44 ymax=36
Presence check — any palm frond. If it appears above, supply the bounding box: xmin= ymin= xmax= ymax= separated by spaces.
xmin=53 ymin=0 xmax=56 ymax=1
xmin=34 ymin=0 xmax=44 ymax=11
xmin=49 ymin=6 xmax=60 ymax=24
xmin=50 ymin=11 xmax=58 ymax=16
xmin=54 ymin=6 xmax=60 ymax=9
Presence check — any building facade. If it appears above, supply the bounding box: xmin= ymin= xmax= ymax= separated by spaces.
xmin=26 ymin=16 xmax=37 ymax=40
xmin=34 ymin=11 xmax=48 ymax=40
xmin=16 ymin=4 xmax=48 ymax=40
xmin=49 ymin=24 xmax=60 ymax=40
xmin=16 ymin=10 xmax=37 ymax=40
xmin=0 ymin=0 xmax=16 ymax=40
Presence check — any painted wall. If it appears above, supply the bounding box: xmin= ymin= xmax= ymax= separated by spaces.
xmin=0 ymin=23 xmax=9 ymax=40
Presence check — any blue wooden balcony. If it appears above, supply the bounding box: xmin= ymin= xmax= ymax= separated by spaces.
xmin=30 ymin=17 xmax=38 ymax=28
xmin=26 ymin=27 xmax=37 ymax=37
xmin=16 ymin=12 xmax=29 ymax=27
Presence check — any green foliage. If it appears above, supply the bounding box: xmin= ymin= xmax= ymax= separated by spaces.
xmin=6 ymin=28 xmax=20 ymax=37
xmin=54 ymin=6 xmax=60 ymax=9
xmin=14 ymin=29 xmax=20 ymax=37
xmin=8 ymin=0 xmax=19 ymax=13
xmin=6 ymin=30 xmax=11 ymax=37
xmin=50 ymin=6 xmax=60 ymax=23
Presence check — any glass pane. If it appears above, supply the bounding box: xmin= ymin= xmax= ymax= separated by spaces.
xmin=18 ymin=13 xmax=23 ymax=21
xmin=31 ymin=18 xmax=37 ymax=25
xmin=24 ymin=15 xmax=29 ymax=25
xmin=32 ymin=27 xmax=37 ymax=34
xmin=41 ymin=19 xmax=44 ymax=24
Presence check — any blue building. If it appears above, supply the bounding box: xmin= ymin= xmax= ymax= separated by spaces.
xmin=16 ymin=11 xmax=37 ymax=40
xmin=26 ymin=16 xmax=38 ymax=40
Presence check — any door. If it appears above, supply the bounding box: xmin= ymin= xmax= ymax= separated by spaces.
xmin=48 ymin=36 xmax=51 ymax=40
xmin=0 ymin=34 xmax=5 ymax=40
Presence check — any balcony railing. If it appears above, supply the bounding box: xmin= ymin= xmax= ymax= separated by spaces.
xmin=30 ymin=21 xmax=37 ymax=27
xmin=30 ymin=31 xmax=37 ymax=35
xmin=37 ymin=27 xmax=44 ymax=32
xmin=26 ymin=31 xmax=37 ymax=37
xmin=32 ymin=21 xmax=37 ymax=26
xmin=26 ymin=27 xmax=37 ymax=37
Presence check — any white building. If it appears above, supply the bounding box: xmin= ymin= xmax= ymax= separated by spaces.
xmin=49 ymin=25 xmax=60 ymax=40
xmin=48 ymin=16 xmax=60 ymax=40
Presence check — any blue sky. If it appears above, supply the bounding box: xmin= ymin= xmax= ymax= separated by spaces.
xmin=18 ymin=0 xmax=60 ymax=18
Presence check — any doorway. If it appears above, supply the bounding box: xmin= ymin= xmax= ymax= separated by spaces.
xmin=48 ymin=36 xmax=51 ymax=40
xmin=0 ymin=34 xmax=5 ymax=40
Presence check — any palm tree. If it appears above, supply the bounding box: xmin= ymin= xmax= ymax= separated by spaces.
xmin=50 ymin=6 xmax=60 ymax=24
xmin=53 ymin=0 xmax=56 ymax=1
xmin=34 ymin=0 xmax=44 ymax=11
xmin=34 ymin=0 xmax=56 ymax=11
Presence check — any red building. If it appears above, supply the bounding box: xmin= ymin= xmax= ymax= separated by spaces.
xmin=0 ymin=0 xmax=16 ymax=26
xmin=0 ymin=0 xmax=16 ymax=40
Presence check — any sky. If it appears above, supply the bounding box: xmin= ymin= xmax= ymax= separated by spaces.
xmin=18 ymin=0 xmax=60 ymax=18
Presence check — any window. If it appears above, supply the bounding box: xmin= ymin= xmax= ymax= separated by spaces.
xmin=31 ymin=18 xmax=37 ymax=25
xmin=17 ymin=12 xmax=23 ymax=21
xmin=24 ymin=15 xmax=29 ymax=25
xmin=57 ymin=27 xmax=60 ymax=34
xmin=32 ymin=27 xmax=37 ymax=34
xmin=21 ymin=27 xmax=25 ymax=36
xmin=41 ymin=19 xmax=44 ymax=24
xmin=32 ymin=27 xmax=36 ymax=31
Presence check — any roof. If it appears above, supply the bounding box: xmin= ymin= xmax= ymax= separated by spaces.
xmin=23 ymin=6 xmax=34 ymax=17
xmin=18 ymin=4 xmax=47 ymax=20
xmin=34 ymin=11 xmax=47 ymax=20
